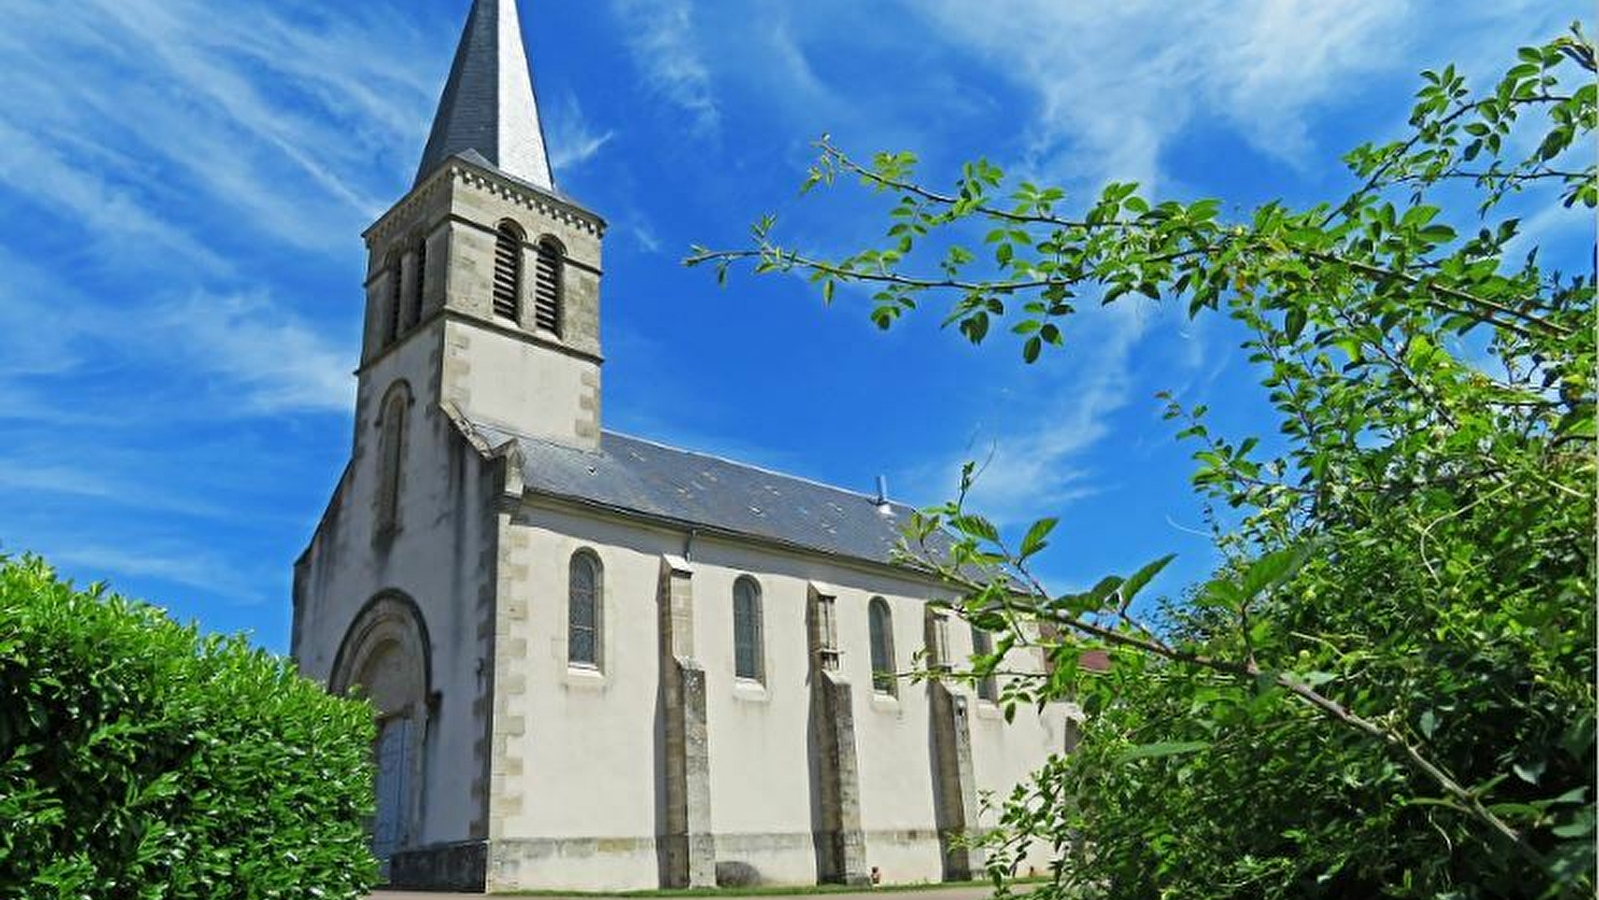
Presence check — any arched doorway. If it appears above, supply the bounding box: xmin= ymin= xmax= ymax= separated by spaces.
xmin=330 ymin=592 xmax=432 ymax=876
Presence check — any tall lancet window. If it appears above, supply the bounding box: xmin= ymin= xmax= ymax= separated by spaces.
xmin=493 ymin=221 xmax=524 ymax=321
xmin=868 ymin=597 xmax=896 ymax=696
xmin=733 ymin=576 xmax=764 ymax=682
xmin=375 ymin=383 xmax=410 ymax=535
xmin=568 ymin=551 xmax=602 ymax=669
xmin=533 ymin=237 xmax=564 ymax=335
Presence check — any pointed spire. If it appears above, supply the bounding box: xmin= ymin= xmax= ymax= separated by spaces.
xmin=415 ymin=0 xmax=554 ymax=190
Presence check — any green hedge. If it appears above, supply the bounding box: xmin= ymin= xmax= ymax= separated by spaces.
xmin=0 ymin=555 xmax=379 ymax=899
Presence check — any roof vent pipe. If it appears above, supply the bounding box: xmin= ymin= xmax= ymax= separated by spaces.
xmin=875 ymin=475 xmax=889 ymax=507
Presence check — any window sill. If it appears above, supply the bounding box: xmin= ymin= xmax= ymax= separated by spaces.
xmin=870 ymin=691 xmax=901 ymax=712
xmin=732 ymin=679 xmax=769 ymax=703
xmin=563 ymin=664 xmax=606 ymax=691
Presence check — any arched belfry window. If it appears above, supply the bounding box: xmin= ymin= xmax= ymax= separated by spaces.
xmin=568 ymin=551 xmax=602 ymax=669
xmin=384 ymin=252 xmax=403 ymax=346
xmin=971 ymin=623 xmax=998 ymax=702
xmin=868 ymin=597 xmax=896 ymax=695
xmin=374 ymin=382 xmax=410 ymax=535
xmin=533 ymin=237 xmax=564 ymax=335
xmin=407 ymin=234 xmax=426 ymax=332
xmin=733 ymin=576 xmax=764 ymax=682
xmin=493 ymin=221 xmax=524 ymax=321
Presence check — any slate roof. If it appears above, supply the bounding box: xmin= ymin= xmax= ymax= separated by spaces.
xmin=416 ymin=0 xmax=554 ymax=190
xmin=470 ymin=423 xmax=933 ymax=568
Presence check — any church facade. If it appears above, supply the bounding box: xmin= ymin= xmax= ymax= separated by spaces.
xmin=291 ymin=0 xmax=1072 ymax=891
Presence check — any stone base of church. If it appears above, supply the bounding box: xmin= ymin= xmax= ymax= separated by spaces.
xmin=467 ymin=830 xmax=955 ymax=892
xmin=488 ymin=836 xmax=662 ymax=892
xmin=388 ymin=840 xmax=487 ymax=892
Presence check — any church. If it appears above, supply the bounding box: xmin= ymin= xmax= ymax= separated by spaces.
xmin=291 ymin=0 xmax=1072 ymax=891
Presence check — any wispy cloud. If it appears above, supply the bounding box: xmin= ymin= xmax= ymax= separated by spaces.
xmin=901 ymin=0 xmax=1586 ymax=194
xmin=547 ymin=93 xmax=617 ymax=175
xmin=153 ymin=291 xmax=354 ymax=415
xmin=0 ymin=250 xmax=353 ymax=420
xmin=906 ymin=0 xmax=1409 ymax=190
xmin=0 ymin=119 xmax=228 ymax=272
xmin=47 ymin=543 xmax=272 ymax=606
xmin=629 ymin=217 xmax=664 ymax=254
xmin=903 ymin=302 xmax=1160 ymax=526
xmin=612 ymin=0 xmax=721 ymax=137
xmin=0 ymin=461 xmax=231 ymax=520
xmin=0 ymin=0 xmax=439 ymax=258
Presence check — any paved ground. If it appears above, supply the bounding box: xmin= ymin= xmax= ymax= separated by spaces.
xmin=371 ymin=886 xmax=1000 ymax=900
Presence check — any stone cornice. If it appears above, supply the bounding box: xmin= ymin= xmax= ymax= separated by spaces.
xmin=365 ymin=154 xmax=607 ymax=246
xmin=363 ymin=171 xmax=451 ymax=246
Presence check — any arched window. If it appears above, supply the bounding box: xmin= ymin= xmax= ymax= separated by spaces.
xmin=971 ymin=624 xmax=998 ymax=702
xmin=868 ymin=597 xmax=896 ymax=695
xmin=493 ymin=221 xmax=524 ymax=321
xmin=375 ymin=384 xmax=408 ymax=535
xmin=733 ymin=576 xmax=764 ymax=682
xmin=533 ymin=237 xmax=563 ymax=335
xmin=568 ymin=551 xmax=602 ymax=668
xmin=384 ymin=252 xmax=403 ymax=346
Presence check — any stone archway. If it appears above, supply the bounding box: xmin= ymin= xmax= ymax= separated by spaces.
xmin=331 ymin=592 xmax=432 ymax=873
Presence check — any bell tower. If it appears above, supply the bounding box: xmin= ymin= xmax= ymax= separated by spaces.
xmin=355 ymin=0 xmax=605 ymax=452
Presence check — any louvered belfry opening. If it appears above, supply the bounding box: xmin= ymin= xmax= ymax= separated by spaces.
xmin=533 ymin=238 xmax=563 ymax=335
xmin=386 ymin=254 xmax=403 ymax=345
xmin=493 ymin=222 xmax=523 ymax=321
xmin=408 ymin=236 xmax=426 ymax=331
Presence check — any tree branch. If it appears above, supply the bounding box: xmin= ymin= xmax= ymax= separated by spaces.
xmin=907 ymin=540 xmax=1548 ymax=870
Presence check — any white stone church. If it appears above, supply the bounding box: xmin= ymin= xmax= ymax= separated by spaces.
xmin=291 ymin=0 xmax=1071 ymax=891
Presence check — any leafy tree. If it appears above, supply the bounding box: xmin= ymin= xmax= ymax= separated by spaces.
xmin=690 ymin=28 xmax=1595 ymax=900
xmin=0 ymin=555 xmax=379 ymax=900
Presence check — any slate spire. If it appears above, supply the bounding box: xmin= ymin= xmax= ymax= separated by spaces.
xmin=415 ymin=0 xmax=554 ymax=190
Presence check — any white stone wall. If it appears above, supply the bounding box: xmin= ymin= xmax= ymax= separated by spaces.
xmin=487 ymin=499 xmax=1070 ymax=890
xmin=439 ymin=320 xmax=599 ymax=448
xmin=294 ymin=325 xmax=497 ymax=851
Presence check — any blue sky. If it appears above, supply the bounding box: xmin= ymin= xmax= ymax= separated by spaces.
xmin=0 ymin=0 xmax=1589 ymax=650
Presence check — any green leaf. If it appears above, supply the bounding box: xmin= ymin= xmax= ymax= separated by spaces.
xmin=1418 ymin=223 xmax=1457 ymax=244
xmin=950 ymin=514 xmax=1000 ymax=543
xmin=1019 ymin=518 xmax=1059 ymax=559
xmin=1240 ymin=543 xmax=1316 ymax=601
xmin=1120 ymin=554 xmax=1177 ymax=606
xmin=1196 ymin=578 xmax=1244 ymax=611
xmin=1513 ymin=759 xmax=1546 ymax=785
xmin=1285 ymin=307 xmax=1308 ymax=342
xmin=1296 ymin=671 xmax=1337 ymax=688
xmin=1117 ymin=741 xmax=1210 ymax=763
xmin=1551 ymin=808 xmax=1595 ymax=839
xmin=1060 ymin=576 xmax=1125 ymax=616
